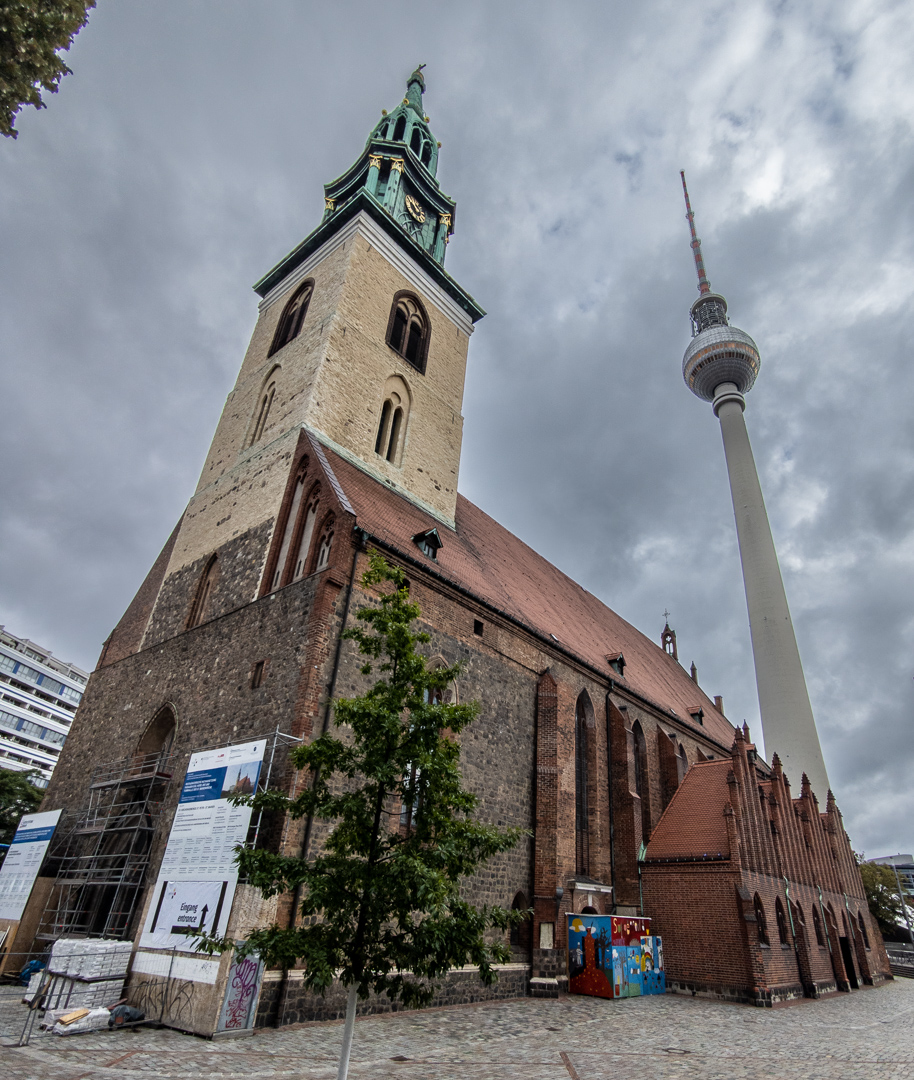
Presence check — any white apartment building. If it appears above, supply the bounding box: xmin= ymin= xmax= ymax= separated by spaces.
xmin=0 ymin=624 xmax=87 ymax=787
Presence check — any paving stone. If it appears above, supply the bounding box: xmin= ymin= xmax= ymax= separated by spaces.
xmin=0 ymin=979 xmax=911 ymax=1079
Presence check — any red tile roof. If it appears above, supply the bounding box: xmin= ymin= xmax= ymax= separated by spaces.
xmin=314 ymin=436 xmax=736 ymax=747
xmin=645 ymin=760 xmax=733 ymax=860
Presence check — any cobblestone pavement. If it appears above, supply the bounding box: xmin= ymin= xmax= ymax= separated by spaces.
xmin=1 ymin=979 xmax=912 ymax=1080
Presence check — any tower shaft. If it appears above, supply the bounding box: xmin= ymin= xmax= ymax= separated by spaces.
xmin=713 ymin=384 xmax=830 ymax=796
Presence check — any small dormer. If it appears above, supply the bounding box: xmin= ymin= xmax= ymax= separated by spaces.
xmin=413 ymin=528 xmax=442 ymax=561
xmin=688 ymin=705 xmax=704 ymax=726
xmin=605 ymin=651 xmax=626 ymax=677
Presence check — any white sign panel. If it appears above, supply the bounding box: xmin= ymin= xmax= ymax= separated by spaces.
xmin=140 ymin=739 xmax=265 ymax=952
xmin=0 ymin=808 xmax=62 ymax=921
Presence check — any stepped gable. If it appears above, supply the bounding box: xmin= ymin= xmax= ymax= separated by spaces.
xmin=643 ymin=759 xmax=732 ymax=860
xmin=313 ymin=436 xmax=735 ymax=744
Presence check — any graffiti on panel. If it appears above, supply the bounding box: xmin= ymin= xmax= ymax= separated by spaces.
xmin=130 ymin=976 xmax=196 ymax=1027
xmin=217 ymin=952 xmax=264 ymax=1031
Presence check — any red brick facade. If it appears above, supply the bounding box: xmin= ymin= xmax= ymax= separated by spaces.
xmin=641 ymin=726 xmax=891 ymax=1004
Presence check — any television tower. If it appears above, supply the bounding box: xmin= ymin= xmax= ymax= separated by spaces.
xmin=679 ymin=172 xmax=830 ymax=798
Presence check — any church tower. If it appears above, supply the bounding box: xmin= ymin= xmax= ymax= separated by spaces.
xmin=679 ymin=173 xmax=830 ymax=798
xmin=170 ymin=67 xmax=484 ymax=604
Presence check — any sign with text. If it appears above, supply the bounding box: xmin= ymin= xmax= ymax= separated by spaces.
xmin=0 ymin=808 xmax=62 ymax=921
xmin=140 ymin=739 xmax=265 ymax=952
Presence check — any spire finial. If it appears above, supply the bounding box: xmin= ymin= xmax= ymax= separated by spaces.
xmin=405 ymin=65 xmax=426 ymax=116
xmin=680 ymin=171 xmax=711 ymax=296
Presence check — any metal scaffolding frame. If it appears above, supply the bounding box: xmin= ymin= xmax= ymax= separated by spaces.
xmin=35 ymin=728 xmax=301 ymax=942
xmin=37 ymin=750 xmax=175 ymax=941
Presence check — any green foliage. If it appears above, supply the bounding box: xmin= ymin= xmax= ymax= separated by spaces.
xmin=0 ymin=767 xmax=44 ymax=864
xmin=201 ymin=553 xmax=525 ymax=1008
xmin=858 ymin=857 xmax=912 ymax=937
xmin=0 ymin=1 xmax=95 ymax=138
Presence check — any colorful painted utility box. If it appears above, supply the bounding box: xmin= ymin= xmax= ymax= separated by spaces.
xmin=567 ymin=914 xmax=665 ymax=999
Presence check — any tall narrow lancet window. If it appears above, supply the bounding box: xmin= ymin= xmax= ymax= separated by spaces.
xmin=247 ymin=367 xmax=280 ymax=448
xmin=386 ymin=292 xmax=430 ymax=373
xmin=754 ymin=894 xmax=769 ymax=945
xmin=291 ymin=491 xmax=320 ymax=581
xmin=187 ymin=555 xmax=218 ymax=629
xmin=375 ymin=376 xmax=411 ymax=465
xmin=270 ymin=473 xmax=306 ymax=590
xmin=632 ymin=720 xmax=651 ymax=842
xmin=776 ymin=898 xmax=789 ymax=945
xmin=314 ymin=518 xmax=334 ymax=571
xmin=574 ymin=692 xmax=593 ymax=876
xmin=268 ymin=279 xmax=313 ymax=357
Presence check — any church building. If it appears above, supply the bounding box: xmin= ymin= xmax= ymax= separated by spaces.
xmin=14 ymin=69 xmax=889 ymax=1031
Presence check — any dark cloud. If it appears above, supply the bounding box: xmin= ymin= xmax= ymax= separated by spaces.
xmin=1 ymin=0 xmax=911 ymax=856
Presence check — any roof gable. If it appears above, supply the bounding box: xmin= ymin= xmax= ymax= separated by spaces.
xmin=645 ymin=760 xmax=733 ymax=861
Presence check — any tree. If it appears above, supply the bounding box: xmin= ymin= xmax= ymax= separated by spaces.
xmin=858 ymin=857 xmax=913 ymax=939
xmin=0 ymin=768 xmax=44 ymax=865
xmin=1 ymin=1 xmax=96 ymax=138
xmin=204 ymin=554 xmax=525 ymax=1080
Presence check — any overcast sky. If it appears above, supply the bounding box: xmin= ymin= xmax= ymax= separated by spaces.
xmin=1 ymin=0 xmax=912 ymax=858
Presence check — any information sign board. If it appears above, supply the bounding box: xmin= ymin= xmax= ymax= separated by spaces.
xmin=0 ymin=808 xmax=62 ymax=921
xmin=140 ymin=739 xmax=265 ymax=953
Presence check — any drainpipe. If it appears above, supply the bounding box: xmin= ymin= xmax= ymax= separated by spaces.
xmin=295 ymin=527 xmax=365 ymax=870
xmin=605 ymin=687 xmax=617 ymax=912
xmin=637 ymin=842 xmax=646 ymax=917
xmin=783 ymin=877 xmax=796 ymax=939
xmin=275 ymin=526 xmax=364 ymax=1026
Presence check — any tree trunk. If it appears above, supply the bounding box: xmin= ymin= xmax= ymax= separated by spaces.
xmin=336 ymin=983 xmax=358 ymax=1080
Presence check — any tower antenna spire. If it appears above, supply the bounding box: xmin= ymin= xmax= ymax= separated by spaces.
xmin=680 ymin=170 xmax=711 ymax=296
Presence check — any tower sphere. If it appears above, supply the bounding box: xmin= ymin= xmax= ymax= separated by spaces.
xmin=682 ymin=304 xmax=760 ymax=402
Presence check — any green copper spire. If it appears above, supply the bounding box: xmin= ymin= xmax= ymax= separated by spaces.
xmin=255 ymin=68 xmax=484 ymax=325
xmin=315 ymin=67 xmax=454 ymax=265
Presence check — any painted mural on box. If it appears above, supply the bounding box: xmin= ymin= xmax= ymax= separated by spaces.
xmin=568 ymin=914 xmax=665 ymax=999
xmin=568 ymin=915 xmax=614 ymax=998
xmin=641 ymin=935 xmax=665 ymax=995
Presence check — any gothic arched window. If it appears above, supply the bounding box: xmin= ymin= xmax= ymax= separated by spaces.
xmin=270 ymin=472 xmax=306 ymax=591
xmin=247 ymin=367 xmax=280 ymax=448
xmin=575 ymin=692 xmax=594 ymax=876
xmin=291 ymin=491 xmax=320 ymax=581
xmin=510 ymin=891 xmax=528 ymax=947
xmin=187 ymin=555 xmax=218 ymax=629
xmin=632 ymin=720 xmax=651 ymax=842
xmin=375 ymin=376 xmax=411 ymax=465
xmin=775 ymin=898 xmax=789 ymax=945
xmin=393 ymin=115 xmax=406 ymax=141
xmin=136 ymin=706 xmax=176 ymax=760
xmin=314 ymin=517 xmax=334 ymax=572
xmin=268 ymin=279 xmax=313 ymax=358
xmin=386 ymin=292 xmax=430 ymax=373
xmin=754 ymin=893 xmax=769 ymax=945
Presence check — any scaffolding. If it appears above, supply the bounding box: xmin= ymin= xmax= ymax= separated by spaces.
xmin=35 ymin=728 xmax=301 ymax=944
xmin=37 ymin=750 xmax=174 ymax=941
